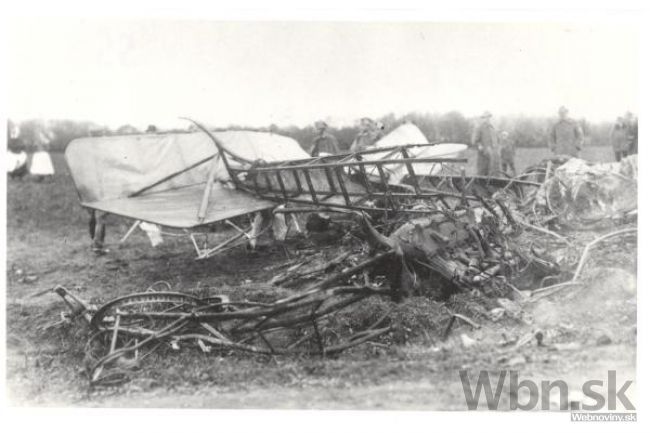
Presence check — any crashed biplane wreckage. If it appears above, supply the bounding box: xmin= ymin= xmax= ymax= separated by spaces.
xmin=65 ymin=120 xmax=469 ymax=258
xmin=53 ymin=119 xmax=637 ymax=386
xmin=66 ymin=126 xmax=307 ymax=258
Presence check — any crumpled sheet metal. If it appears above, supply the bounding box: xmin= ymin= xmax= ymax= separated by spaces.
xmin=535 ymin=155 xmax=637 ymax=224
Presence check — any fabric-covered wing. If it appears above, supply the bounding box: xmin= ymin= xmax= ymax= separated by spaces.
xmin=84 ymin=184 xmax=275 ymax=229
xmin=65 ymin=131 xmax=309 ymax=204
xmin=65 ymin=130 xmax=309 ymax=228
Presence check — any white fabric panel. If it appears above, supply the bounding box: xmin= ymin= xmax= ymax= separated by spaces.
xmin=30 ymin=151 xmax=55 ymax=175
xmin=365 ymin=123 xmax=468 ymax=181
xmin=65 ymin=131 xmax=308 ymax=203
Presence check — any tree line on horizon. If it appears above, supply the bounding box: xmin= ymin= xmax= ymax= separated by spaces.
xmin=11 ymin=111 xmax=614 ymax=153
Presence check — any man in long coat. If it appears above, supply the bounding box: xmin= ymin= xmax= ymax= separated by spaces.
xmin=548 ymin=106 xmax=584 ymax=158
xmin=471 ymin=111 xmax=498 ymax=176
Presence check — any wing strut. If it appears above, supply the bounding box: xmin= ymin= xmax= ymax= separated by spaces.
xmin=197 ymin=153 xmax=221 ymax=223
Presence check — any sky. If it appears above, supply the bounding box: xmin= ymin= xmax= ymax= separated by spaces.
xmin=6 ymin=19 xmax=640 ymax=129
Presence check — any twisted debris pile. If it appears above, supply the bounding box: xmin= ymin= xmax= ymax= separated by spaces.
xmin=522 ymin=155 xmax=637 ymax=228
xmin=48 ymin=156 xmax=637 ymax=386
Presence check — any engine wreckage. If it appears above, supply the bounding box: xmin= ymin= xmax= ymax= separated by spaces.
xmin=49 ymin=121 xmax=638 ymax=386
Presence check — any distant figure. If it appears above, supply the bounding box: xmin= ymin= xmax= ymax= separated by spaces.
xmin=499 ymin=130 xmax=516 ymax=176
xmin=350 ymin=118 xmax=383 ymax=153
xmin=116 ymin=124 xmax=140 ymax=135
xmin=471 ymin=111 xmax=498 ymax=176
xmin=29 ymin=123 xmax=55 ymax=181
xmin=309 ymin=121 xmax=340 ymax=157
xmin=89 ymin=127 xmax=108 ymax=137
xmin=625 ymin=111 xmax=638 ymax=155
xmin=610 ymin=117 xmax=630 ymax=161
xmin=146 ymin=124 xmax=158 ymax=133
xmin=6 ymin=120 xmax=28 ymax=179
xmin=548 ymin=106 xmax=584 ymax=157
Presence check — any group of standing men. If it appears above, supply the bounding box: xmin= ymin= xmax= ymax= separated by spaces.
xmin=310 ymin=117 xmax=384 ymax=157
xmin=472 ymin=106 xmax=639 ymax=176
xmin=470 ymin=110 xmax=519 ymax=177
xmin=609 ymin=112 xmax=638 ymax=161
xmin=472 ymin=106 xmax=588 ymax=177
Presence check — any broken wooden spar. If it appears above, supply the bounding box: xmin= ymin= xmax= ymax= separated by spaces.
xmin=234 ymin=146 xmax=469 ymax=212
xmin=187 ymin=120 xmax=470 ymax=213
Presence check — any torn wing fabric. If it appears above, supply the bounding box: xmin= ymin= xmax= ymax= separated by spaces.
xmin=374 ymin=123 xmax=429 ymax=149
xmin=272 ymin=206 xmax=289 ymax=241
xmin=362 ymin=123 xmax=467 ymax=182
xmin=249 ymin=212 xmax=265 ymax=249
xmin=139 ymin=222 xmax=164 ymax=247
xmin=65 ymin=131 xmax=308 ymax=228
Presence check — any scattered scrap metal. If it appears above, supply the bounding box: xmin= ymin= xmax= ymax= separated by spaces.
xmin=50 ymin=272 xmax=393 ymax=386
xmin=48 ymin=155 xmax=637 ymax=386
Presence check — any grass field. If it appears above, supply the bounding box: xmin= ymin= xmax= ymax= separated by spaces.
xmin=5 ymin=147 xmax=635 ymax=409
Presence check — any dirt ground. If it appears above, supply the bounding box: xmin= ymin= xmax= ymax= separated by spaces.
xmin=5 ymin=149 xmax=636 ymax=410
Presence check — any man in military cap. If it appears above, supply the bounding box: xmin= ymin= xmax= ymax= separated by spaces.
xmin=610 ymin=116 xmax=630 ymax=161
xmin=350 ymin=118 xmax=383 ymax=153
xmin=310 ymin=120 xmax=340 ymax=157
xmin=548 ymin=106 xmax=584 ymax=157
xmin=471 ymin=111 xmax=498 ymax=176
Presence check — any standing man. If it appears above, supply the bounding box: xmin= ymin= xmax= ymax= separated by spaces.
xmin=499 ymin=130 xmax=516 ymax=176
xmin=548 ymin=106 xmax=584 ymax=157
xmin=610 ymin=117 xmax=630 ymax=161
xmin=625 ymin=111 xmax=638 ymax=155
xmin=310 ymin=121 xmax=340 ymax=157
xmin=471 ymin=111 xmax=498 ymax=176
xmin=350 ymin=118 xmax=382 ymax=153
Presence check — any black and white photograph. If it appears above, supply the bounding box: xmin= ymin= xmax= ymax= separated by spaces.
xmin=1 ymin=1 xmax=645 ymax=429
